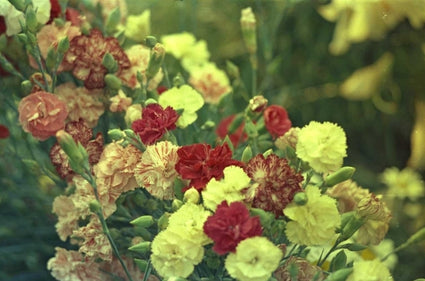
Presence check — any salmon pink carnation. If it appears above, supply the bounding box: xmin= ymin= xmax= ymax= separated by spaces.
xmin=263 ymin=105 xmax=292 ymax=138
xmin=18 ymin=91 xmax=68 ymax=140
xmin=203 ymin=201 xmax=262 ymax=255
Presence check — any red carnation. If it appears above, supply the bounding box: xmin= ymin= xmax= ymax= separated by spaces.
xmin=263 ymin=105 xmax=291 ymax=139
xmin=175 ymin=143 xmax=243 ymax=191
xmin=131 ymin=103 xmax=179 ymax=145
xmin=245 ymin=154 xmax=303 ymax=217
xmin=215 ymin=115 xmax=247 ymax=148
xmin=64 ymin=29 xmax=130 ymax=89
xmin=0 ymin=124 xmax=9 ymax=139
xmin=47 ymin=0 xmax=62 ymax=24
xmin=203 ymin=201 xmax=262 ymax=255
xmin=0 ymin=16 xmax=6 ymax=35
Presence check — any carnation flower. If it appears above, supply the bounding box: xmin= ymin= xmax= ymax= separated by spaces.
xmin=90 ymin=0 xmax=128 ymax=22
xmin=284 ymin=185 xmax=341 ymax=246
xmin=263 ymin=105 xmax=292 ymax=139
xmin=125 ymin=104 xmax=142 ymax=125
xmin=131 ymin=103 xmax=179 ymax=145
xmin=175 ymin=143 xmax=243 ymax=191
xmin=151 ymin=226 xmax=204 ymax=278
xmin=134 ymin=141 xmax=179 ymax=200
xmin=346 ymin=259 xmax=394 ymax=281
xmin=203 ymin=201 xmax=262 ymax=255
xmin=0 ymin=124 xmax=9 ymax=139
xmin=158 ymin=85 xmax=204 ymax=128
xmin=18 ymin=91 xmax=68 ymax=140
xmin=245 ymin=154 xmax=303 ymax=217
xmin=225 ymin=236 xmax=283 ymax=281
xmin=55 ymin=82 xmax=105 ymax=127
xmin=275 ymin=127 xmax=300 ymax=152
xmin=274 ymin=256 xmax=326 ymax=281
xmin=50 ymin=120 xmax=104 ymax=181
xmin=101 ymin=256 xmax=160 ymax=281
xmin=109 ymin=90 xmax=132 ymax=112
xmin=381 ymin=167 xmax=425 ymax=200
xmin=64 ymin=29 xmax=130 ymax=89
xmin=216 ymin=114 xmax=247 ymax=148
xmin=52 ymin=195 xmax=80 ymax=241
xmin=326 ymin=180 xmax=370 ymax=213
xmin=296 ymin=121 xmax=347 ymax=173
xmin=188 ymin=62 xmax=232 ymax=104
xmin=122 ymin=10 xmax=151 ymax=42
xmin=167 ymin=202 xmax=212 ymax=245
xmin=118 ymin=44 xmax=164 ymax=90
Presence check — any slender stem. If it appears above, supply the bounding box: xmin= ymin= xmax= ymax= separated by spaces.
xmin=142 ymin=259 xmax=152 ymax=281
xmin=317 ymin=238 xmax=341 ymax=267
xmin=250 ymin=54 xmax=257 ymax=96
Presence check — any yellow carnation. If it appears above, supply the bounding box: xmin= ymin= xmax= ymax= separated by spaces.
xmin=124 ymin=10 xmax=150 ymax=42
xmin=284 ymin=185 xmax=341 ymax=246
xmin=202 ymin=166 xmax=252 ymax=211
xmin=296 ymin=121 xmax=347 ymax=173
xmin=158 ymin=85 xmax=204 ymax=128
xmin=225 ymin=236 xmax=283 ymax=281
xmin=125 ymin=104 xmax=142 ymax=126
xmin=347 ymin=259 xmax=393 ymax=281
xmin=151 ymin=226 xmax=204 ymax=278
xmin=381 ymin=167 xmax=425 ymax=200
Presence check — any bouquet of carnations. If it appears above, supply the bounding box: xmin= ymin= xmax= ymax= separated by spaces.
xmin=1 ymin=0 xmax=425 ymax=281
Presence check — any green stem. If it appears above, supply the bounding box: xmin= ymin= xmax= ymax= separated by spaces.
xmin=250 ymin=54 xmax=258 ymax=96
xmin=142 ymin=259 xmax=152 ymax=281
xmin=317 ymin=238 xmax=341 ymax=267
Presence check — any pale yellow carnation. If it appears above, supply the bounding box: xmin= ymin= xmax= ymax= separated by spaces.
xmin=125 ymin=104 xmax=142 ymax=126
xmin=347 ymin=259 xmax=394 ymax=281
xmin=202 ymin=165 xmax=252 ymax=211
xmin=119 ymin=45 xmax=164 ymax=90
xmin=284 ymin=185 xmax=341 ymax=246
xmin=134 ymin=141 xmax=179 ymax=200
xmin=296 ymin=121 xmax=347 ymax=173
xmin=327 ymin=180 xmax=371 ymax=213
xmin=381 ymin=167 xmax=425 ymax=200
xmin=56 ymin=82 xmax=105 ymax=128
xmin=52 ymin=195 xmax=80 ymax=241
xmin=167 ymin=203 xmax=212 ymax=245
xmin=275 ymin=127 xmax=300 ymax=151
xmin=225 ymin=236 xmax=283 ymax=281
xmin=109 ymin=90 xmax=132 ymax=112
xmin=161 ymin=32 xmax=210 ymax=71
xmin=151 ymin=226 xmax=204 ymax=278
xmin=123 ymin=10 xmax=150 ymax=42
xmin=188 ymin=63 xmax=232 ymax=104
xmin=158 ymin=85 xmax=204 ymax=128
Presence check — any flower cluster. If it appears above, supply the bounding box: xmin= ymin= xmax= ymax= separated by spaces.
xmin=4 ymin=1 xmax=422 ymax=281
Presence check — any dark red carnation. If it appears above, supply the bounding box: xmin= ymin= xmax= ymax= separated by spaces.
xmin=203 ymin=201 xmax=262 ymax=255
xmin=0 ymin=16 xmax=6 ymax=35
xmin=216 ymin=115 xmax=247 ymax=148
xmin=0 ymin=124 xmax=9 ymax=139
xmin=157 ymin=85 xmax=168 ymax=95
xmin=65 ymin=8 xmax=82 ymax=26
xmin=47 ymin=0 xmax=62 ymax=24
xmin=175 ymin=143 xmax=243 ymax=191
xmin=64 ymin=29 xmax=130 ymax=89
xmin=131 ymin=103 xmax=179 ymax=145
xmin=50 ymin=120 xmax=103 ymax=181
xmin=245 ymin=154 xmax=303 ymax=217
xmin=263 ymin=105 xmax=291 ymax=139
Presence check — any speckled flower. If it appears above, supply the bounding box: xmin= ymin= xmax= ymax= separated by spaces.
xmin=274 ymin=256 xmax=326 ymax=281
xmin=245 ymin=154 xmax=303 ymax=217
xmin=109 ymin=90 xmax=132 ymax=112
xmin=296 ymin=121 xmax=347 ymax=173
xmin=275 ymin=127 xmax=300 ymax=152
xmin=284 ymin=185 xmax=341 ymax=246
xmin=64 ymin=29 xmax=130 ymax=89
xmin=188 ymin=62 xmax=232 ymax=104
xmin=225 ymin=236 xmax=283 ymax=281
xmin=134 ymin=141 xmax=179 ymax=200
xmin=381 ymin=167 xmax=425 ymax=200
xmin=55 ymin=82 xmax=105 ymax=127
xmin=326 ymin=180 xmax=370 ymax=213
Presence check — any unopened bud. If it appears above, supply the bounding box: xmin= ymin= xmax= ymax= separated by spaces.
xmin=105 ymin=7 xmax=121 ymax=34
xmin=146 ymin=43 xmax=165 ymax=80
xmin=244 ymin=119 xmax=258 ymax=138
xmin=25 ymin=6 xmax=39 ymax=33
xmin=108 ymin=129 xmax=124 ymax=141
xmin=262 ymin=148 xmax=273 ymax=158
xmin=57 ymin=37 xmax=70 ymax=54
xmin=250 ymin=208 xmax=274 ymax=228
xmin=293 ymin=192 xmax=308 ymax=205
xmin=56 ymin=130 xmax=89 ymax=174
xmin=144 ymin=98 xmax=157 ymax=106
xmin=324 ymin=167 xmax=356 ymax=187
xmin=201 ymin=120 xmax=215 ymax=130
xmin=46 ymin=47 xmax=57 ymax=71
xmin=89 ymin=200 xmax=102 ymax=213
xmin=241 ymin=145 xmax=253 ymax=163
xmin=249 ymin=95 xmax=268 ymax=113
xmin=172 ymin=199 xmax=184 ymax=211
xmin=103 ymin=53 xmax=119 ymax=73
xmin=131 ymin=215 xmax=154 ymax=228
xmin=240 ymin=7 xmax=257 ymax=54
xmin=128 ymin=241 xmax=151 ymax=254
xmin=9 ymin=0 xmax=25 ymax=11
xmin=104 ymin=74 xmax=122 ymax=90
xmin=134 ymin=259 xmax=149 ymax=272
xmin=145 ymin=36 xmax=158 ymax=48
xmin=21 ymin=80 xmax=33 ymax=95
xmin=157 ymin=213 xmax=170 ymax=230
xmin=183 ymin=188 xmax=200 ymax=204
xmin=173 ymin=73 xmax=185 ymax=88
xmin=123 ymin=129 xmax=137 ymax=139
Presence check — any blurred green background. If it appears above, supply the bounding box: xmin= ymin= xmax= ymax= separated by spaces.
xmin=1 ymin=0 xmax=425 ymax=280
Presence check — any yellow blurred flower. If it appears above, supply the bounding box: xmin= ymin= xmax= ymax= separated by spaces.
xmin=225 ymin=236 xmax=283 ymax=281
xmin=340 ymin=53 xmax=394 ymax=101
xmin=202 ymin=165 xmax=251 ymax=211
xmin=151 ymin=226 xmax=204 ymax=278
xmin=381 ymin=167 xmax=425 ymax=200
xmin=188 ymin=63 xmax=232 ymax=104
xmin=124 ymin=104 xmax=142 ymax=126
xmin=123 ymin=10 xmax=150 ymax=42
xmin=161 ymin=32 xmax=210 ymax=70
xmin=296 ymin=121 xmax=347 ymax=173
xmin=408 ymin=99 xmax=425 ymax=170
xmin=319 ymin=0 xmax=425 ymax=55
xmin=284 ymin=185 xmax=340 ymax=246
xmin=346 ymin=259 xmax=394 ymax=281
xmin=158 ymin=85 xmax=204 ymax=128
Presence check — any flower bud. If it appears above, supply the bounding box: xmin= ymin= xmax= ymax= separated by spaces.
xmin=134 ymin=258 xmax=148 ymax=272
xmin=324 ymin=167 xmax=356 ymax=187
xmin=123 ymin=129 xmax=137 ymax=139
xmin=25 ymin=5 xmax=39 ymax=33
xmin=250 ymin=207 xmax=274 ymax=228
xmin=144 ymin=36 xmax=158 ymax=48
xmin=249 ymin=95 xmax=268 ymax=113
xmin=9 ymin=0 xmax=25 ymax=11
xmin=104 ymin=74 xmax=122 ymax=90
xmin=240 ymin=7 xmax=257 ymax=54
xmin=262 ymin=148 xmax=273 ymax=158
xmin=244 ymin=119 xmax=258 ymax=138
xmin=46 ymin=47 xmax=58 ymax=71
xmin=108 ymin=129 xmax=124 ymax=141
xmin=357 ymin=194 xmax=390 ymax=221
xmin=241 ymin=145 xmax=253 ymax=163
xmin=130 ymin=215 xmax=155 ymax=228
xmin=172 ymin=199 xmax=184 ymax=211
xmin=89 ymin=200 xmax=102 ymax=214
xmin=56 ymin=130 xmax=89 ymax=174
xmin=57 ymin=37 xmax=70 ymax=54
xmin=128 ymin=241 xmax=151 ymax=254
xmin=173 ymin=73 xmax=185 ymax=88
xmin=102 ymin=53 xmax=119 ymax=73
xmin=201 ymin=120 xmax=215 ymax=130
xmin=183 ymin=188 xmax=200 ymax=204
xmin=293 ymin=192 xmax=308 ymax=205
xmin=105 ymin=7 xmax=121 ymax=34
xmin=157 ymin=213 xmax=170 ymax=230
xmin=146 ymin=43 xmax=165 ymax=80
xmin=21 ymin=80 xmax=33 ymax=95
